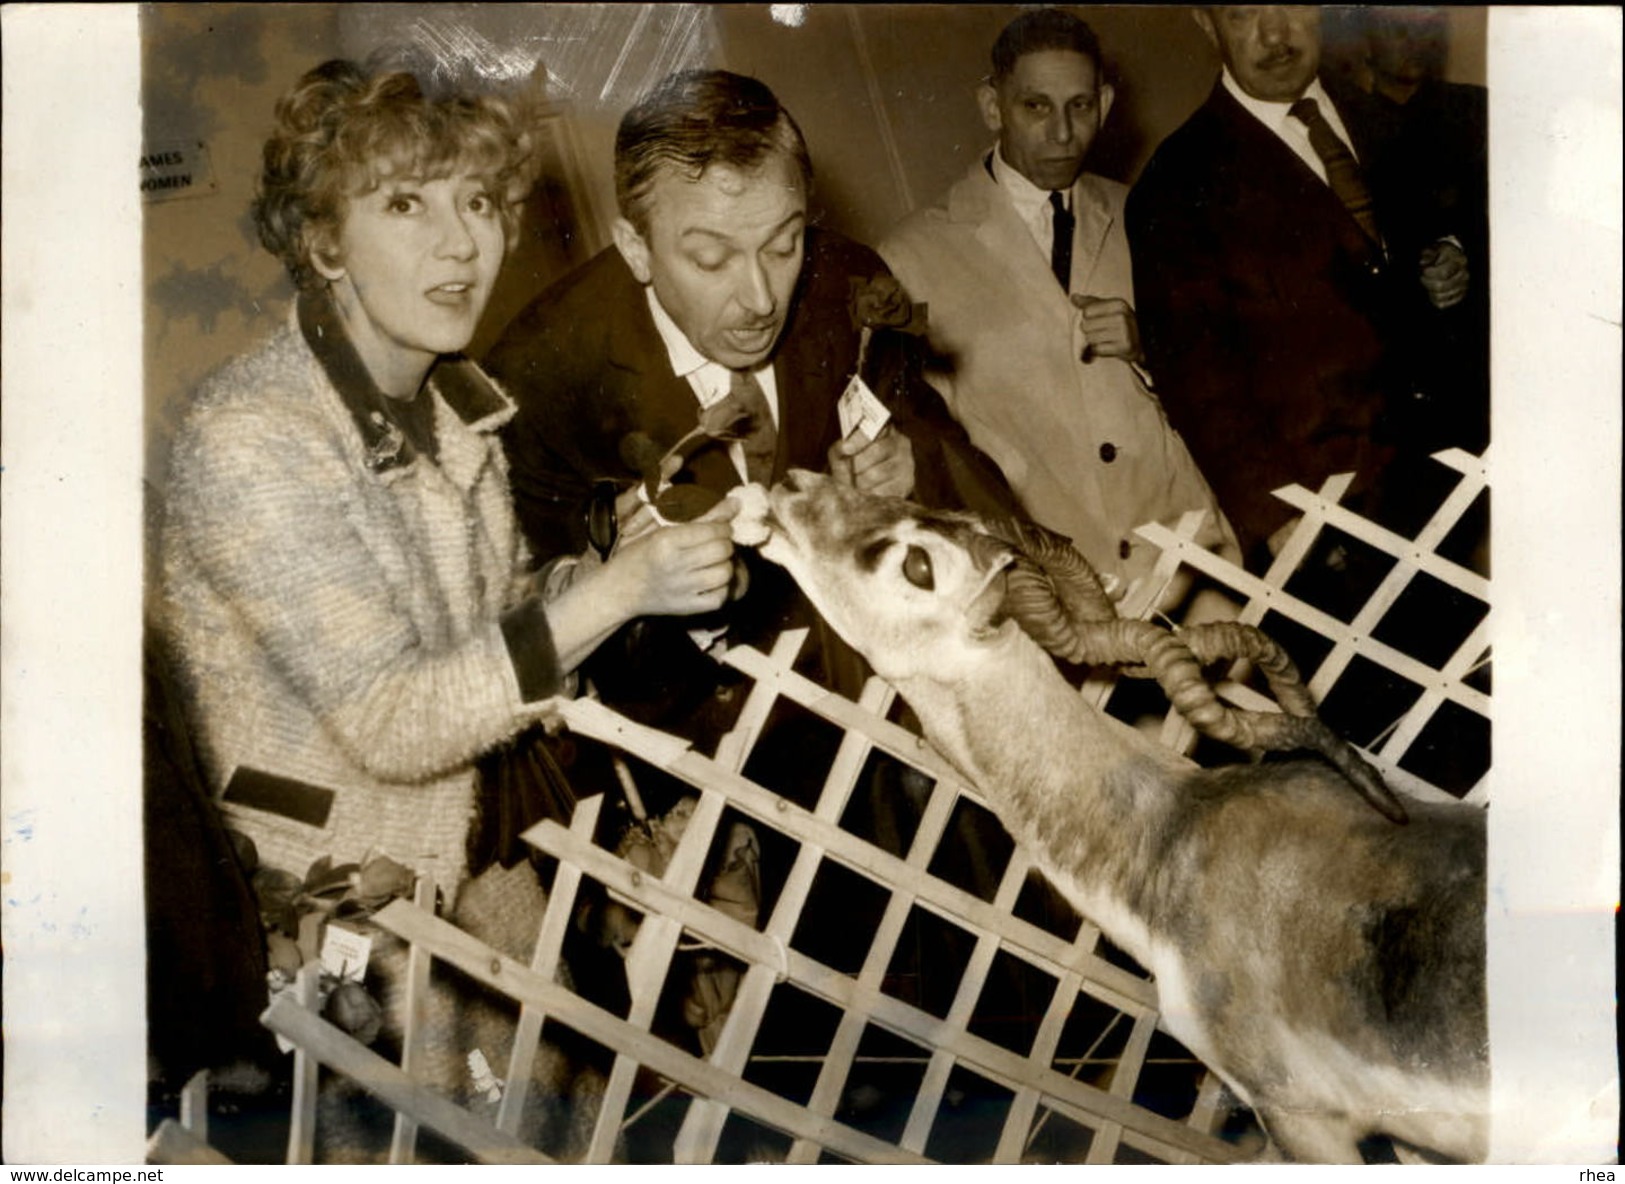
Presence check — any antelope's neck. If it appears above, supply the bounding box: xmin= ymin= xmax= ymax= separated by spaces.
xmin=897 ymin=642 xmax=1184 ymax=939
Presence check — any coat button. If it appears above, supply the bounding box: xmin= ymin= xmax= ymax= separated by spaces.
xmin=1119 ymin=539 xmax=1132 ymax=560
xmin=1099 ymin=442 xmax=1117 ymax=463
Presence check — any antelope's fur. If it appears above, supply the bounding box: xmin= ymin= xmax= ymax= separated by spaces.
xmin=757 ymin=472 xmax=1487 ymax=1163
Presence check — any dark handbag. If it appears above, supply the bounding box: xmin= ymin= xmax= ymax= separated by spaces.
xmin=468 ymin=724 xmax=579 ymax=875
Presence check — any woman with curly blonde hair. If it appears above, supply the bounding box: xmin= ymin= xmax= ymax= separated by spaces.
xmin=160 ymin=57 xmax=734 ymax=1159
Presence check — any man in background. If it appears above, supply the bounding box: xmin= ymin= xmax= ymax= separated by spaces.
xmin=1127 ymin=6 xmax=1477 ymax=564
xmin=1361 ymin=7 xmax=1489 ymax=458
xmin=882 ymin=9 xmax=1237 ymax=612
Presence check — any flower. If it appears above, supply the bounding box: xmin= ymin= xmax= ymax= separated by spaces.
xmin=849 ymin=274 xmax=928 ymax=335
xmin=617 ymin=395 xmax=756 ymax=523
xmin=848 ymin=274 xmax=928 ymax=380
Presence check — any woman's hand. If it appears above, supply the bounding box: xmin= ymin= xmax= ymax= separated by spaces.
xmin=608 ymin=510 xmax=738 ymax=618
xmin=543 ymin=502 xmax=741 ymax=677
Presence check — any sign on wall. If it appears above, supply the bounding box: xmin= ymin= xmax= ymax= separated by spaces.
xmin=140 ymin=140 xmax=216 ymax=202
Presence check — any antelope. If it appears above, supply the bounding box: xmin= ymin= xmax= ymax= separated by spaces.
xmin=747 ymin=471 xmax=1487 ymax=1163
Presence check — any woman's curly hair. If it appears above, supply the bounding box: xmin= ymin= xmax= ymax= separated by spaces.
xmin=254 ymin=58 xmax=536 ymax=291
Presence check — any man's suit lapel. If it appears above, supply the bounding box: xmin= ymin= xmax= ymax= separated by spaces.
xmin=1067 ymin=176 xmax=1115 ymax=294
xmin=956 ymin=162 xmax=1073 ymax=318
xmin=1209 ymin=85 xmax=1380 ymax=268
xmin=771 ymin=258 xmax=839 ymax=479
xmin=604 ymin=274 xmax=741 ymax=493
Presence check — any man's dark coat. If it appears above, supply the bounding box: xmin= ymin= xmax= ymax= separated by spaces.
xmin=1126 ymin=81 xmax=1466 ymax=555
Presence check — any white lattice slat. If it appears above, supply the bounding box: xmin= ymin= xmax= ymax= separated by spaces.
xmin=494 ymin=794 xmax=601 ymax=1136
xmin=178 ymin=1069 xmax=208 ymax=1144
xmin=558 ymin=698 xmax=1158 ymax=1016
xmin=995 ymin=960 xmax=1089 ymax=1164
xmin=388 ymin=874 xmax=438 ymax=1163
xmin=899 ymin=857 xmax=1028 ymax=1155
xmin=713 ymin=628 xmax=810 ymax=773
xmin=672 ymin=672 xmax=896 ymax=1163
xmin=722 ymin=643 xmax=979 ymax=798
xmin=1377 ymin=615 xmax=1492 ymax=774
xmin=261 ymin=993 xmax=554 ymax=1165
xmin=789 ymin=877 xmax=923 ymax=1166
xmin=285 ymin=964 xmax=321 ymax=1165
xmin=1259 ymin=472 xmax=1358 ymax=588
xmin=371 ymin=898 xmax=932 ymax=1164
xmin=1273 ymin=483 xmax=1489 ymax=603
xmin=520 ymin=811 xmax=1231 ymax=1162
xmin=592 ymin=784 xmax=732 ymax=1162
xmin=1134 ymin=523 xmax=1491 ymax=722
xmin=147 ymin=1119 xmax=234 ymax=1166
xmin=1187 ymin=1067 xmax=1230 ymax=1139
xmin=1081 ymin=1008 xmax=1158 ymax=1165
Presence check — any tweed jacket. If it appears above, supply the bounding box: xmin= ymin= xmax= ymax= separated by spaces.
xmin=1126 ymin=80 xmax=1425 ymax=554
xmin=484 ymin=228 xmax=1024 ymax=732
xmin=161 ymin=300 xmax=562 ymax=899
xmin=882 ymin=158 xmax=1236 ymax=596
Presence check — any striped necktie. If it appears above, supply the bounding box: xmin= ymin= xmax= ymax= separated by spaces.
xmin=728 ymin=367 xmax=777 ymax=483
xmin=1289 ymin=97 xmax=1382 ymax=248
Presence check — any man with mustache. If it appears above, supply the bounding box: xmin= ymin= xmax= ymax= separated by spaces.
xmin=881 ymin=9 xmax=1239 ymax=613
xmin=1127 ymin=6 xmax=1477 ymax=565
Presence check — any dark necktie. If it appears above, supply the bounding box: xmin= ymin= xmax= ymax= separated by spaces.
xmin=1289 ymin=97 xmax=1382 ymax=248
xmin=1049 ymin=190 xmax=1074 ymax=291
xmin=728 ymin=367 xmax=777 ymax=483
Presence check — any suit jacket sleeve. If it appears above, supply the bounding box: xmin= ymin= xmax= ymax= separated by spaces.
xmin=485 ymin=274 xmax=619 ymax=566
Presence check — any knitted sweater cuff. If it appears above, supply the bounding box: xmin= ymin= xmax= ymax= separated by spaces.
xmin=499 ymin=597 xmax=564 ymax=702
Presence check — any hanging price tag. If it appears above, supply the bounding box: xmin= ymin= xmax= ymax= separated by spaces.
xmin=319 ymin=923 xmax=373 ymax=982
xmin=837 ymin=374 xmax=891 ymax=441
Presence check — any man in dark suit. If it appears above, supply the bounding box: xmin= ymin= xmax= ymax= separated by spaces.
xmin=486 ymin=68 xmax=1020 ymax=760
xmin=1126 ymin=6 xmax=1476 ymax=563
xmin=484 ymin=69 xmax=1025 ymax=1058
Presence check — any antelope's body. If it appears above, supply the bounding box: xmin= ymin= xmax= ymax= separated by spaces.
xmin=756 ymin=472 xmax=1487 ymax=1162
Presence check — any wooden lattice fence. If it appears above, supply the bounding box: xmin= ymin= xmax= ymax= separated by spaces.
xmin=150 ymin=449 xmax=1490 ymax=1165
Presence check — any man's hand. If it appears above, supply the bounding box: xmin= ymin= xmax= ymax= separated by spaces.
xmin=828 ymin=424 xmax=915 ymax=499
xmin=1071 ymin=294 xmax=1144 ymax=363
xmin=1419 ymin=240 xmax=1469 ymax=310
xmin=607 ymin=511 xmax=737 ymax=617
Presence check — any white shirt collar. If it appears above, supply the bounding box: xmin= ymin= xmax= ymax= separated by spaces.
xmin=990 ymin=144 xmax=1071 ymax=260
xmin=646 ymin=286 xmax=711 ymax=383
xmin=1220 ymin=70 xmax=1357 ymax=161
xmin=643 ymin=285 xmax=779 ymax=424
xmin=992 ymin=144 xmax=1067 ymax=212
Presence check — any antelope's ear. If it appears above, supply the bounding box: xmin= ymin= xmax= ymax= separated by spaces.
xmin=965 ymin=554 xmax=1013 ymax=639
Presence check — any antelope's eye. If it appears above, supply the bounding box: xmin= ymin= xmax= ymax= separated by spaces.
xmin=902 ymin=544 xmax=934 ymax=591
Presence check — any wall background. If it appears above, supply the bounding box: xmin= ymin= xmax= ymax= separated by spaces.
xmin=141 ymin=4 xmax=1489 ymax=490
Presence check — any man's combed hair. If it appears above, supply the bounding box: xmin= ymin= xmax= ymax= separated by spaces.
xmin=990 ymin=8 xmax=1104 ymax=83
xmin=254 ymin=58 xmax=534 ymax=291
xmin=614 ymin=69 xmax=813 ymax=232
